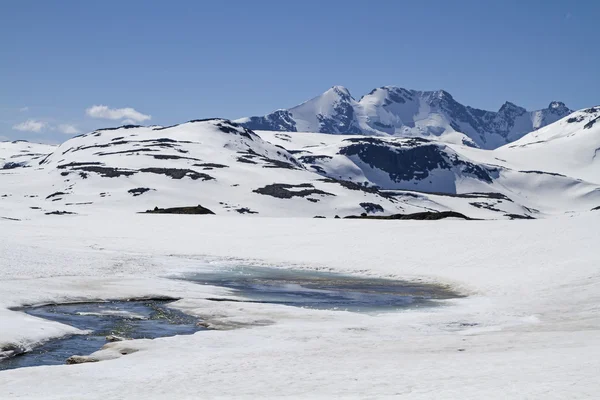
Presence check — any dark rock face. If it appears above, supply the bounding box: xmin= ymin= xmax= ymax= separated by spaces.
xmin=45 ymin=211 xmax=76 ymax=215
xmin=504 ymin=213 xmax=535 ymax=220
xmin=151 ymin=154 xmax=202 ymax=161
xmin=56 ymin=162 xmax=104 ymax=169
xmin=317 ymin=100 xmax=361 ymax=134
xmin=139 ymin=168 xmax=214 ymax=181
xmin=240 ymin=110 xmax=298 ymax=132
xmin=338 ymin=138 xmax=492 ymax=184
xmin=70 ymin=166 xmax=136 ymax=178
xmin=235 ymin=207 xmax=258 ymax=214
xmin=584 ymin=116 xmax=600 ymax=129
xmin=236 ymin=149 xmax=301 ymax=170
xmin=213 ymin=121 xmax=257 ymax=141
xmin=2 ymin=162 xmax=28 ymax=169
xmin=144 ymin=205 xmax=215 ymax=215
xmin=360 ymin=202 xmax=384 ymax=213
xmin=128 ymin=188 xmax=154 ymax=196
xmin=298 ymin=155 xmax=333 ymax=164
xmin=192 ymin=163 xmax=229 ymax=169
xmin=253 ymin=183 xmax=335 ymax=199
xmin=45 ymin=191 xmax=67 ymax=200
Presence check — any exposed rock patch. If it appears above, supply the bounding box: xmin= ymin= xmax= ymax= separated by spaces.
xmin=253 ymin=183 xmax=335 ymax=199
xmin=345 ymin=211 xmax=472 ymax=220
xmin=144 ymin=205 xmax=215 ymax=215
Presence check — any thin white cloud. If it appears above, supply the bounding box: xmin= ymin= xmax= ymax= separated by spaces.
xmin=13 ymin=119 xmax=47 ymax=133
xmin=19 ymin=107 xmax=29 ymax=112
xmin=57 ymin=124 xmax=81 ymax=135
xmin=85 ymin=105 xmax=151 ymax=123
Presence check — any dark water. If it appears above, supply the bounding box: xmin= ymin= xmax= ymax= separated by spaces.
xmin=0 ymin=300 xmax=203 ymax=371
xmin=181 ymin=266 xmax=458 ymax=313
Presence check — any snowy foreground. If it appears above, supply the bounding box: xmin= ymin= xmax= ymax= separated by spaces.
xmin=1 ymin=213 xmax=599 ymax=399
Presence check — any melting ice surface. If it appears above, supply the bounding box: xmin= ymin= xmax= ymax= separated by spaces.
xmin=180 ymin=266 xmax=459 ymax=313
xmin=0 ymin=300 xmax=203 ymax=371
xmin=0 ymin=267 xmax=459 ymax=371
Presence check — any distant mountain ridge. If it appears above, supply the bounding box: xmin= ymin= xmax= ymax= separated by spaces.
xmin=2 ymin=107 xmax=600 ymax=220
xmin=235 ymin=86 xmax=573 ymax=149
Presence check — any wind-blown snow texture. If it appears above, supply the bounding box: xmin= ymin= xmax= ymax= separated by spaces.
xmin=1 ymin=110 xmax=600 ymax=220
xmin=236 ymin=86 xmax=573 ymax=149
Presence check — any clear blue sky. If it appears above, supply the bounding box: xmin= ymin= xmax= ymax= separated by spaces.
xmin=1 ymin=0 xmax=598 ymax=142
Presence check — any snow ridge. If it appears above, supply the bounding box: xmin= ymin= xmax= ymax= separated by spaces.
xmin=236 ymin=86 xmax=574 ymax=149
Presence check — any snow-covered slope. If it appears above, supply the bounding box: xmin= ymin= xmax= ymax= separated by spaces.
xmin=0 ymin=120 xmax=437 ymax=219
xmin=236 ymin=86 xmax=363 ymax=135
xmin=0 ymin=140 xmax=55 ymax=169
xmin=493 ymin=106 xmax=600 ymax=184
xmin=236 ymin=86 xmax=573 ymax=149
xmin=2 ymin=112 xmax=598 ymax=221
xmin=260 ymin=129 xmax=600 ymax=217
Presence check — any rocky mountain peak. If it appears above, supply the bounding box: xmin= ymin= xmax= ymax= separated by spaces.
xmin=499 ymin=101 xmax=527 ymax=116
xmin=327 ymin=86 xmax=354 ymax=101
xmin=235 ymin=86 xmax=575 ymax=149
xmin=547 ymin=101 xmax=569 ymax=113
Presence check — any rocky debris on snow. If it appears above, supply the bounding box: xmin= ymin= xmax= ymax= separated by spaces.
xmin=504 ymin=214 xmax=536 ymax=220
xmin=45 ymin=211 xmax=77 ymax=215
xmin=235 ymin=207 xmax=258 ymax=214
xmin=469 ymin=202 xmax=502 ymax=212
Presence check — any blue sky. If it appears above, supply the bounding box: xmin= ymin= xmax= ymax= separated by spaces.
xmin=1 ymin=0 xmax=598 ymax=142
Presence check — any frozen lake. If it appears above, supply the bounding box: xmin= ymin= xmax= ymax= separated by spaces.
xmin=1 ymin=267 xmax=459 ymax=371
xmin=180 ymin=266 xmax=459 ymax=313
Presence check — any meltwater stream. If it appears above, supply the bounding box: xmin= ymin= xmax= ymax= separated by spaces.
xmin=0 ymin=267 xmax=459 ymax=371
xmin=0 ymin=300 xmax=204 ymax=371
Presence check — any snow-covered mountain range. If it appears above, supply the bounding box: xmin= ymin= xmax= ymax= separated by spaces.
xmin=1 ymin=105 xmax=598 ymax=220
xmin=235 ymin=86 xmax=573 ymax=149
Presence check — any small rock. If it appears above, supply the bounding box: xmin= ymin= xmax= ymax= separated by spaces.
xmin=105 ymin=335 xmax=128 ymax=342
xmin=66 ymin=355 xmax=100 ymax=365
